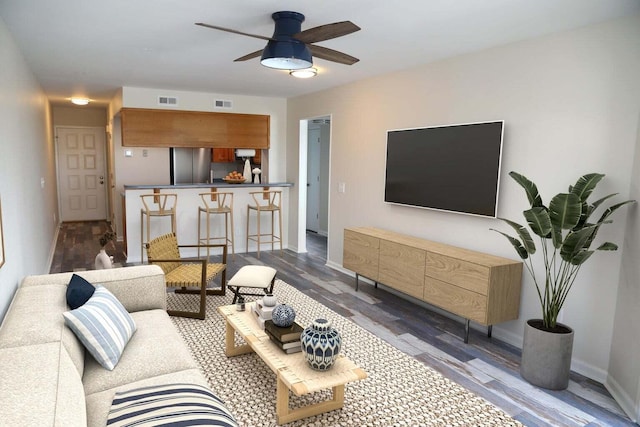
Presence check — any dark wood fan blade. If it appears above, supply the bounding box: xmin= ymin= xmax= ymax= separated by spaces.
xmin=234 ymin=49 xmax=263 ymax=62
xmin=293 ymin=21 xmax=360 ymax=43
xmin=195 ymin=23 xmax=272 ymax=41
xmin=308 ymin=44 xmax=359 ymax=65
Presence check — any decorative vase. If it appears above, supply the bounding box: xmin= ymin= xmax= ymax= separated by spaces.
xmin=271 ymin=304 xmax=296 ymax=327
xmin=520 ymin=319 xmax=574 ymax=390
xmin=94 ymin=249 xmax=113 ymax=270
xmin=242 ymin=159 xmax=252 ymax=183
xmin=262 ymin=294 xmax=277 ymax=307
xmin=301 ymin=318 xmax=342 ymax=371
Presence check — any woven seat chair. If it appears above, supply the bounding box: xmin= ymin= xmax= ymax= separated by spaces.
xmin=145 ymin=232 xmax=227 ymax=320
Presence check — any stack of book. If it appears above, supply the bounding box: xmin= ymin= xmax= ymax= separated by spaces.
xmin=264 ymin=320 xmax=303 ymax=354
xmin=251 ymin=299 xmax=275 ymax=330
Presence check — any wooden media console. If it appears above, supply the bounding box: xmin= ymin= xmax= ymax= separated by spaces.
xmin=343 ymin=227 xmax=523 ymax=343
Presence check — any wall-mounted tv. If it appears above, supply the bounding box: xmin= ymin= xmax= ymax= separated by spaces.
xmin=384 ymin=120 xmax=504 ymax=218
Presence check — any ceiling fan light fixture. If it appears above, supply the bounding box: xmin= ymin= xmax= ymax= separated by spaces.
xmin=260 ymin=40 xmax=312 ymax=70
xmin=289 ymin=67 xmax=317 ymax=78
xmin=70 ymin=97 xmax=90 ymax=106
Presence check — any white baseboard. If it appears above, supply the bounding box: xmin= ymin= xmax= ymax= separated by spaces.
xmin=46 ymin=223 xmax=60 ymax=273
xmin=606 ymin=374 xmax=639 ymax=423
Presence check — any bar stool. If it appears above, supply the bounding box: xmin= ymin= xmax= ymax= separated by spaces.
xmin=197 ymin=191 xmax=234 ymax=259
xmin=246 ymin=190 xmax=282 ymax=258
xmin=140 ymin=192 xmax=177 ymax=263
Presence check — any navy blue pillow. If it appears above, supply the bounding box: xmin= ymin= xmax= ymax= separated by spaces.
xmin=66 ymin=274 xmax=96 ymax=309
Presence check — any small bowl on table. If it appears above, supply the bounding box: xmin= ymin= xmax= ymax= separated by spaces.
xmin=223 ymin=178 xmax=246 ymax=184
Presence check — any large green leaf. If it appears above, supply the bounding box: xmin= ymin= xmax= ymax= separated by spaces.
xmin=597 ymin=242 xmax=618 ymax=251
xmin=597 ymin=200 xmax=636 ymax=224
xmin=549 ymin=193 xmax=582 ymax=230
xmin=570 ymin=173 xmax=604 ymax=202
xmin=523 ymin=207 xmax=551 ymax=238
xmin=574 ymin=201 xmax=590 ymax=229
xmin=560 ymin=225 xmax=597 ymax=262
xmin=570 ymin=250 xmax=594 ymax=266
xmin=590 ymin=193 xmax=618 ymax=213
xmin=490 ymin=229 xmax=529 ymax=259
xmin=549 ymin=193 xmax=581 ymax=249
xmin=499 ymin=219 xmax=536 ymax=254
xmin=509 ymin=172 xmax=543 ymax=207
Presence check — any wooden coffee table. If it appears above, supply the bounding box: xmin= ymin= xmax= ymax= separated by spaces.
xmin=218 ymin=304 xmax=367 ymax=424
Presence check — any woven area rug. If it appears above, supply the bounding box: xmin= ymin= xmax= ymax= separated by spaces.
xmin=169 ymin=280 xmax=522 ymax=427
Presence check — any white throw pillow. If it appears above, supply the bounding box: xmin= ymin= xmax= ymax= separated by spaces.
xmin=63 ymin=285 xmax=136 ymax=370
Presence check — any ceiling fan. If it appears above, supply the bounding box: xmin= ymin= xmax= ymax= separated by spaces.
xmin=195 ymin=11 xmax=360 ymax=70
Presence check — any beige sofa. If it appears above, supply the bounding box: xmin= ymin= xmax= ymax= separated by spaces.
xmin=0 ymin=265 xmax=224 ymax=426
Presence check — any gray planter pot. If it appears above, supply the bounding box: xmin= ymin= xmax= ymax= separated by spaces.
xmin=520 ymin=319 xmax=574 ymax=390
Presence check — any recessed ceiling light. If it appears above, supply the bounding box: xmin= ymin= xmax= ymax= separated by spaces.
xmin=289 ymin=67 xmax=317 ymax=78
xmin=71 ymin=97 xmax=90 ymax=105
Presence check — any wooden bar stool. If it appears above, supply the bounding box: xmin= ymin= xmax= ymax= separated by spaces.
xmin=246 ymin=190 xmax=282 ymax=258
xmin=197 ymin=191 xmax=235 ymax=260
xmin=140 ymin=191 xmax=177 ymax=263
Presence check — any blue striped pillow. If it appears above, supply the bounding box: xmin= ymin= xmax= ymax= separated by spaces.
xmin=63 ymin=285 xmax=136 ymax=371
xmin=107 ymin=383 xmax=238 ymax=427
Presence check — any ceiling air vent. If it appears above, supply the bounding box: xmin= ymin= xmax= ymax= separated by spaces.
xmin=158 ymin=96 xmax=178 ymax=106
xmin=214 ymin=99 xmax=233 ymax=109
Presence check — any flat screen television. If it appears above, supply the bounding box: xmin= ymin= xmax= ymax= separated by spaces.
xmin=384 ymin=120 xmax=504 ymax=218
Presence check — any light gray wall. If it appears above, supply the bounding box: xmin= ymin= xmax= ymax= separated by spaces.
xmin=0 ymin=17 xmax=58 ymax=319
xmin=607 ymin=114 xmax=640 ymax=421
xmin=287 ymin=13 xmax=640 ymax=391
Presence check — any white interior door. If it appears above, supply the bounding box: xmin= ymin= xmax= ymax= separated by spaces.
xmin=57 ymin=126 xmax=107 ymax=221
xmin=306 ymin=127 xmax=321 ymax=232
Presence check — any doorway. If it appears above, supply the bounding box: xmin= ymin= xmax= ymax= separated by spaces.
xmin=299 ymin=116 xmax=330 ymax=254
xmin=56 ymin=126 xmax=108 ymax=221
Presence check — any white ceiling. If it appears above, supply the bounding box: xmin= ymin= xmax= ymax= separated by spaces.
xmin=1 ymin=0 xmax=638 ymax=106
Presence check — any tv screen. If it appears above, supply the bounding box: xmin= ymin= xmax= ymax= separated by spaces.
xmin=384 ymin=120 xmax=504 ymax=218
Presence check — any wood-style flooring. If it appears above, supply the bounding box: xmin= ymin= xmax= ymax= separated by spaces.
xmin=50 ymin=221 xmax=635 ymax=427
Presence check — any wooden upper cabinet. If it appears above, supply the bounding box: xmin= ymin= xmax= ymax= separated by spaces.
xmin=120 ymin=108 xmax=270 ymax=148
xmin=212 ymin=148 xmax=235 ymax=162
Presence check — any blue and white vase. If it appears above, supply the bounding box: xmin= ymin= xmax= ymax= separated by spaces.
xmin=272 ymin=304 xmax=296 ymax=327
xmin=301 ymin=318 xmax=342 ymax=371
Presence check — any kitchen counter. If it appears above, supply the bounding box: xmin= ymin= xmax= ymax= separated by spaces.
xmin=124 ymin=181 xmax=293 ymax=190
xmin=123 ymin=183 xmax=292 ymax=263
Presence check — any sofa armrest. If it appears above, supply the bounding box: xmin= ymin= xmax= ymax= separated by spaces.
xmin=20 ymin=265 xmax=167 ymax=312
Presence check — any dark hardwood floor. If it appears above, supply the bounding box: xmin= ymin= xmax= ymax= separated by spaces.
xmin=50 ymin=222 xmax=635 ymax=427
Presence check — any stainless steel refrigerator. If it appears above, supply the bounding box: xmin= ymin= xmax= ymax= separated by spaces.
xmin=170 ymin=147 xmax=212 ymax=184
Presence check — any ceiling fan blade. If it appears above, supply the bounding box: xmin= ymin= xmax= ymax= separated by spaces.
xmin=293 ymin=21 xmax=360 ymax=44
xmin=195 ymin=22 xmax=272 ymax=42
xmin=308 ymin=45 xmax=359 ymax=65
xmin=234 ymin=49 xmax=263 ymax=62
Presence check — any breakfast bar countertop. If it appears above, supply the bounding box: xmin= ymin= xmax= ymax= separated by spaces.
xmin=124 ymin=181 xmax=294 ymax=190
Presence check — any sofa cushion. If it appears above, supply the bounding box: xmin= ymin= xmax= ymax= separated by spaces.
xmin=0 ymin=283 xmax=86 ymax=376
xmin=66 ymin=273 xmax=96 ymax=309
xmin=63 ymin=285 xmax=137 ymax=371
xmin=0 ymin=342 xmax=86 ymax=427
xmin=107 ymin=383 xmax=238 ymax=427
xmin=83 ymin=309 xmax=199 ymax=395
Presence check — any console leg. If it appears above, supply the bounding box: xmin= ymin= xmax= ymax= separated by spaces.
xmin=487 ymin=325 xmax=493 ymax=339
xmin=374 ymin=281 xmax=378 ymax=289
xmin=464 ymin=319 xmax=470 ymax=344
xmin=355 ymin=273 xmax=359 ymax=292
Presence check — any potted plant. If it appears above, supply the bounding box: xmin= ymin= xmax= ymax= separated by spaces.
xmin=492 ymin=172 xmax=634 ymax=390
xmin=95 ymin=230 xmax=116 ymax=270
